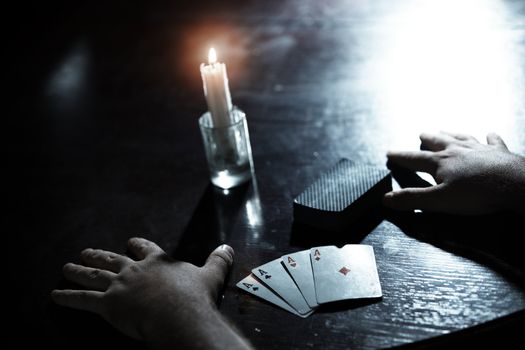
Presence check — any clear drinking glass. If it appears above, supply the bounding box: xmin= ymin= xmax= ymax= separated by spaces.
xmin=199 ymin=107 xmax=254 ymax=189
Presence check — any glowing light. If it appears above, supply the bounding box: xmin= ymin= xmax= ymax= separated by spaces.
xmin=46 ymin=42 xmax=89 ymax=106
xmin=245 ymin=197 xmax=262 ymax=228
xmin=208 ymin=47 xmax=217 ymax=65
xmin=354 ymin=0 xmax=524 ymax=151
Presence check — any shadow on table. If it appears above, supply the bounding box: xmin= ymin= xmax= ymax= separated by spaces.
xmin=290 ymin=165 xmax=525 ymax=285
xmin=171 ymin=181 xmax=251 ymax=266
xmin=398 ymin=310 xmax=525 ymax=350
xmin=386 ymin=210 xmax=525 ymax=284
xmin=48 ymin=279 xmax=143 ymax=349
xmin=48 ymin=305 xmax=142 ymax=349
xmin=316 ymin=297 xmax=383 ymax=314
xmin=289 ymin=209 xmax=384 ymax=247
xmin=386 ymin=165 xmax=525 ymax=285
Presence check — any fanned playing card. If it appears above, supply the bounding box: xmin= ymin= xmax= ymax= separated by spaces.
xmin=311 ymin=245 xmax=382 ymax=303
xmin=282 ymin=250 xmax=319 ymax=308
xmin=236 ymin=275 xmax=313 ymax=318
xmin=251 ymin=258 xmax=313 ymax=315
xmin=238 ymin=245 xmax=382 ymax=316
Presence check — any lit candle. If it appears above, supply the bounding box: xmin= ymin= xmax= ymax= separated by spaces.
xmin=200 ymin=48 xmax=233 ymax=127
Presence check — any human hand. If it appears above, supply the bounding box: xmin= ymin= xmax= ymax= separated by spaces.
xmin=51 ymin=238 xmax=249 ymax=349
xmin=384 ymin=131 xmax=525 ymax=215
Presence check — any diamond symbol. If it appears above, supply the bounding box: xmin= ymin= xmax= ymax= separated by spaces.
xmin=338 ymin=267 xmax=351 ymax=276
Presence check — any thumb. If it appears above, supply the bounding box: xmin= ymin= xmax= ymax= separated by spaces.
xmin=383 ymin=184 xmax=447 ymax=212
xmin=203 ymin=244 xmax=235 ymax=291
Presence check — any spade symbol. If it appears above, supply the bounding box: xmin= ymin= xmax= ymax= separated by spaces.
xmin=265 ymin=275 xmax=272 ymax=279
xmin=314 ymin=249 xmax=321 ymax=261
xmin=253 ymin=287 xmax=259 ymax=291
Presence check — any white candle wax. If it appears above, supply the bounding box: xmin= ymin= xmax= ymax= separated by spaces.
xmin=200 ymin=48 xmax=233 ymax=127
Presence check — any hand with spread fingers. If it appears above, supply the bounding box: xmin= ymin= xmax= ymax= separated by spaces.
xmin=384 ymin=131 xmax=525 ymax=215
xmin=52 ymin=238 xmax=252 ymax=350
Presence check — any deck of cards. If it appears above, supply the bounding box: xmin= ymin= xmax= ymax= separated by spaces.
xmin=293 ymin=159 xmax=391 ymax=231
xmin=237 ymin=244 xmax=382 ymax=317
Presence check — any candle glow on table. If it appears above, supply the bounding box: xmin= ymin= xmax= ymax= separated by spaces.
xmin=200 ymin=48 xmax=233 ymax=127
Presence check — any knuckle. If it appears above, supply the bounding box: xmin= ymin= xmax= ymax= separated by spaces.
xmin=436 ymin=149 xmax=452 ymax=159
xmin=88 ymin=269 xmax=101 ymax=279
xmin=116 ymin=264 xmax=141 ymax=282
xmin=211 ymin=252 xmax=232 ymax=266
xmin=76 ymin=290 xmax=89 ymax=299
xmin=153 ymin=251 xmax=171 ymax=262
xmin=129 ymin=264 xmax=141 ymax=272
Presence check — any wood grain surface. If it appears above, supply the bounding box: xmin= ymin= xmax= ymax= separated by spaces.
xmin=9 ymin=0 xmax=525 ymax=348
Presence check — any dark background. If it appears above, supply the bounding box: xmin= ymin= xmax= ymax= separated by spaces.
xmin=8 ymin=0 xmax=525 ymax=348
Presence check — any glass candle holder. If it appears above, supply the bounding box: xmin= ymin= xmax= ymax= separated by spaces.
xmin=199 ymin=107 xmax=254 ymax=189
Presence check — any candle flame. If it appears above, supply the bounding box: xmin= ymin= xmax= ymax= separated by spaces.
xmin=208 ymin=47 xmax=217 ymax=64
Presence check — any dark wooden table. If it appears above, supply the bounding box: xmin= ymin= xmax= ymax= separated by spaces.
xmin=10 ymin=0 xmax=525 ymax=348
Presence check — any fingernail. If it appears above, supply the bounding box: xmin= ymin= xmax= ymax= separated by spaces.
xmin=219 ymin=244 xmax=234 ymax=257
xmin=382 ymin=192 xmax=394 ymax=205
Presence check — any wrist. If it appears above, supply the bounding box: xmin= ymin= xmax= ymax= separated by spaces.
xmin=503 ymin=154 xmax=525 ymax=215
xmin=141 ymin=298 xmax=251 ymax=350
xmin=140 ymin=297 xmax=216 ymax=348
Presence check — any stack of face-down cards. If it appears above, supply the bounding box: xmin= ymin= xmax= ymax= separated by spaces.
xmin=293 ymin=158 xmax=391 ymax=231
xmin=237 ymin=244 xmax=382 ymax=317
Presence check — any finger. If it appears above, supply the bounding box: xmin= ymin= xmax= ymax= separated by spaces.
xmin=440 ymin=131 xmax=478 ymax=142
xmin=486 ymin=133 xmax=509 ymax=150
xmin=127 ymin=237 xmax=165 ymax=260
xmin=386 ymin=150 xmax=437 ymax=175
xmin=419 ymin=132 xmax=456 ymax=151
xmin=383 ymin=184 xmax=447 ymax=212
xmin=62 ymin=263 xmax=116 ymax=291
xmin=80 ymin=248 xmax=133 ymax=273
xmin=202 ymin=245 xmax=234 ymax=289
xmin=51 ymin=289 xmax=105 ymax=315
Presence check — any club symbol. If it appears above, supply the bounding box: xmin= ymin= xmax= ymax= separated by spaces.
xmin=338 ymin=266 xmax=351 ymax=276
